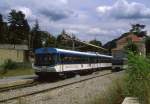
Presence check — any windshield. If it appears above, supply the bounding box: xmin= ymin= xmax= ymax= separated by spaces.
xmin=34 ymin=54 xmax=55 ymax=66
xmin=112 ymin=58 xmax=127 ymax=65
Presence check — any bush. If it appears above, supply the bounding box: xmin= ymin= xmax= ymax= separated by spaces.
xmin=2 ymin=59 xmax=17 ymax=70
xmin=124 ymin=52 xmax=150 ymax=104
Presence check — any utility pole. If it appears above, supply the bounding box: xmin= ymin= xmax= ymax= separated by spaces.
xmin=28 ymin=33 xmax=31 ymax=50
xmin=72 ymin=34 xmax=75 ymax=50
xmin=55 ymin=38 xmax=57 ymax=47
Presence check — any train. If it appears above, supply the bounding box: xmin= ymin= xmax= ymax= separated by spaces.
xmin=112 ymin=58 xmax=128 ymax=72
xmin=32 ymin=47 xmax=113 ymax=78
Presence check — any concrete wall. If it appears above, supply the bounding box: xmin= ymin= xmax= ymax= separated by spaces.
xmin=0 ymin=44 xmax=28 ymax=50
xmin=0 ymin=49 xmax=24 ymax=64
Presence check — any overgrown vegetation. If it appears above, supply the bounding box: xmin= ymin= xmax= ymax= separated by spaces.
xmin=0 ymin=59 xmax=17 ymax=74
xmin=92 ymin=52 xmax=150 ymax=104
xmin=91 ymin=79 xmax=125 ymax=104
xmin=124 ymin=41 xmax=139 ymax=54
xmin=124 ymin=52 xmax=150 ymax=104
xmin=2 ymin=59 xmax=17 ymax=70
xmin=0 ymin=59 xmax=34 ymax=78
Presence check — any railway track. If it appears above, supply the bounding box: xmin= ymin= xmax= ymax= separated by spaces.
xmin=0 ymin=80 xmax=39 ymax=92
xmin=0 ymin=70 xmax=113 ymax=103
xmin=0 ymin=75 xmax=39 ymax=92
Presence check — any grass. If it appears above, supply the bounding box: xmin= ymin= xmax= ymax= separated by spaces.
xmin=90 ymin=78 xmax=125 ymax=104
xmin=0 ymin=68 xmax=34 ymax=78
xmin=0 ymin=59 xmax=34 ymax=78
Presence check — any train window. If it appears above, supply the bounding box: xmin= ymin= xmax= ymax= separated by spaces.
xmin=60 ymin=54 xmax=73 ymax=64
xmin=35 ymin=54 xmax=55 ymax=66
xmin=97 ymin=57 xmax=101 ymax=63
xmin=100 ymin=57 xmax=111 ymax=63
xmin=89 ymin=56 xmax=97 ymax=63
xmin=59 ymin=54 xmax=91 ymax=64
xmin=101 ymin=57 xmax=106 ymax=63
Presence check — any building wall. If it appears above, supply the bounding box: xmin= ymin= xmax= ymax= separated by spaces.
xmin=112 ymin=34 xmax=146 ymax=58
xmin=0 ymin=49 xmax=24 ymax=64
xmin=135 ymin=42 xmax=146 ymax=55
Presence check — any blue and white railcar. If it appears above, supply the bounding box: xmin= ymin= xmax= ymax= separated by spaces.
xmin=32 ymin=48 xmax=113 ymax=77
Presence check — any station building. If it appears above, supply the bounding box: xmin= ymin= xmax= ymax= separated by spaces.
xmin=111 ymin=33 xmax=146 ymax=58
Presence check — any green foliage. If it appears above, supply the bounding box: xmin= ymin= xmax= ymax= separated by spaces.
xmin=45 ymin=35 xmax=56 ymax=47
xmin=30 ymin=20 xmax=54 ymax=49
xmin=124 ymin=41 xmax=139 ymax=54
xmin=56 ymin=30 xmax=74 ymax=49
xmin=124 ymin=52 xmax=150 ymax=104
xmin=0 ymin=13 xmax=8 ymax=44
xmin=130 ymin=24 xmax=146 ymax=36
xmin=8 ymin=9 xmax=30 ymax=44
xmin=89 ymin=39 xmax=102 ymax=46
xmin=2 ymin=59 xmax=17 ymax=70
xmin=30 ymin=20 xmax=43 ymax=49
xmin=145 ymin=36 xmax=150 ymax=55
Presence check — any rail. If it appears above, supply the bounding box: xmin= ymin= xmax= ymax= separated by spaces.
xmin=0 ymin=70 xmax=113 ymax=102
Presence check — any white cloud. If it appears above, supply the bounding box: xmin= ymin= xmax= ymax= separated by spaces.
xmin=88 ymin=28 xmax=108 ymax=35
xmin=97 ymin=0 xmax=150 ymax=19
xmin=14 ymin=7 xmax=32 ymax=18
xmin=97 ymin=6 xmax=111 ymax=14
xmin=60 ymin=0 xmax=68 ymax=4
xmin=0 ymin=0 xmax=72 ymax=21
xmin=67 ymin=29 xmax=79 ymax=34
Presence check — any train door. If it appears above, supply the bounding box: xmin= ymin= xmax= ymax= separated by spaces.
xmin=88 ymin=57 xmax=91 ymax=68
xmin=91 ymin=57 xmax=94 ymax=70
xmin=96 ymin=56 xmax=98 ymax=69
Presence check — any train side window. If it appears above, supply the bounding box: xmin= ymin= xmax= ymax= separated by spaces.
xmin=57 ymin=54 xmax=60 ymax=64
xmin=101 ymin=57 xmax=105 ymax=63
xmin=60 ymin=54 xmax=65 ymax=64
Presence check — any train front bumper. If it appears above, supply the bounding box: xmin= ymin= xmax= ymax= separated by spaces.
xmin=33 ymin=66 xmax=57 ymax=72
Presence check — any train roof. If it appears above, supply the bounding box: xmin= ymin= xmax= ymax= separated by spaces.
xmin=35 ymin=47 xmax=113 ymax=58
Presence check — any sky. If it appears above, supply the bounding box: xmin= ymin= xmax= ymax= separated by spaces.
xmin=0 ymin=0 xmax=150 ymax=44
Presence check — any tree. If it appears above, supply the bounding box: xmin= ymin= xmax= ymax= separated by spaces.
xmin=145 ymin=36 xmax=150 ymax=55
xmin=130 ymin=24 xmax=146 ymax=36
xmin=45 ymin=34 xmax=56 ymax=47
xmin=30 ymin=20 xmax=51 ymax=49
xmin=124 ymin=41 xmax=139 ymax=54
xmin=30 ymin=20 xmax=42 ymax=49
xmin=0 ymin=14 xmax=4 ymax=43
xmin=0 ymin=13 xmax=8 ymax=44
xmin=89 ymin=39 xmax=102 ymax=46
xmin=8 ymin=9 xmax=30 ymax=44
xmin=56 ymin=29 xmax=73 ymax=49
xmin=57 ymin=29 xmax=71 ymax=42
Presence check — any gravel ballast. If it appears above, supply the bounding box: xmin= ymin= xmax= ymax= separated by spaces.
xmin=1 ymin=70 xmax=124 ymax=104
